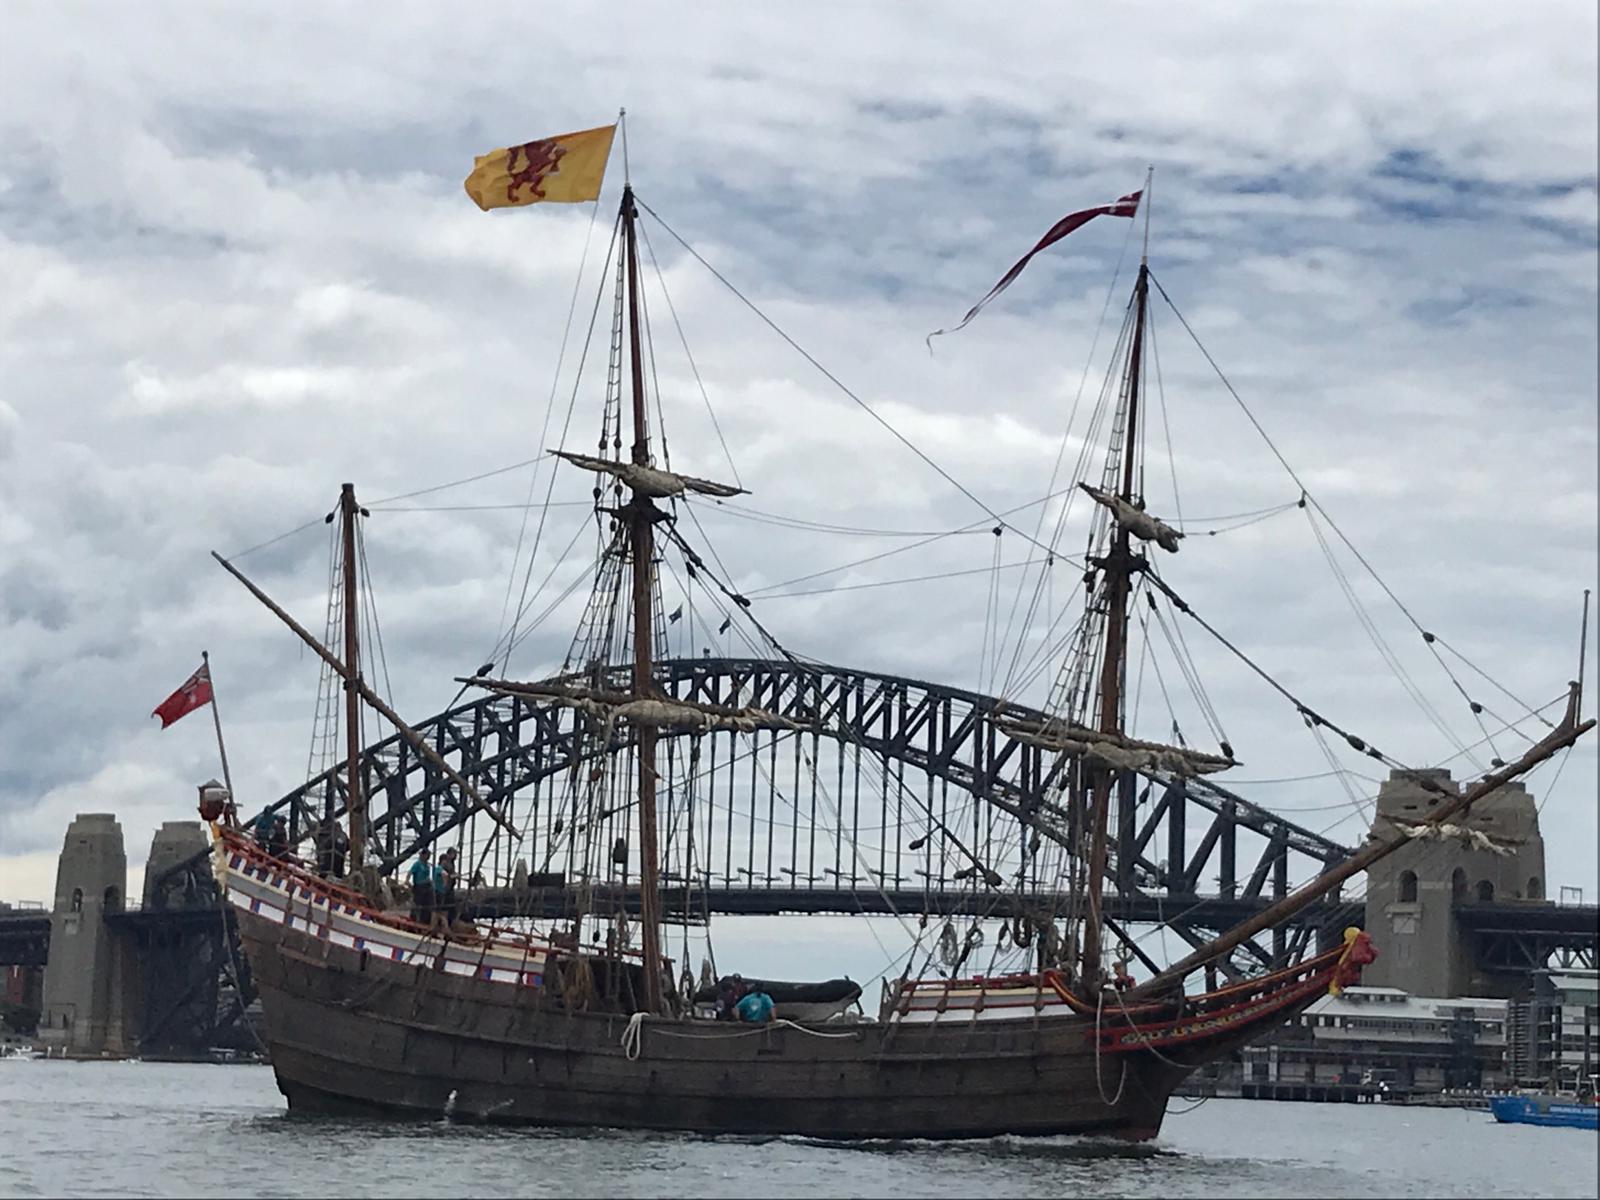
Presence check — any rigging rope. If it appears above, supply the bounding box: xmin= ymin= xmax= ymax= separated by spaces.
xmin=992 ymin=216 xmax=1139 ymax=699
xmin=355 ymin=521 xmax=394 ymax=708
xmin=637 ymin=197 xmax=1068 ymax=564
xmin=365 ymin=455 xmax=552 ymax=509
xmin=1302 ymin=504 xmax=1478 ymax=767
xmin=726 ymin=496 xmax=1088 ymax=602
xmin=378 ymin=500 xmax=597 ymax=513
xmin=639 ymin=219 xmax=742 ymax=488
xmin=998 ymin=293 xmax=1140 ymax=700
xmin=1150 ymin=269 xmax=1549 ymax=741
xmin=228 ymin=515 xmax=326 ymax=562
xmin=501 ymin=212 xmax=625 ymax=676
xmin=1092 ymin=988 xmax=1129 ymax=1107
xmin=658 ymin=521 xmax=1016 ymax=935
xmin=1147 ymin=298 xmax=1183 ymax=530
xmin=1141 ymin=570 xmax=1433 ymax=779
xmin=497 ymin=198 xmax=609 ymax=647
xmin=688 ymin=498 xmax=1042 ymax=540
xmin=755 ymin=557 xmax=1050 ymax=601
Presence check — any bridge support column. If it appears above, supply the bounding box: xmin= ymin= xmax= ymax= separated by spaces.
xmin=1363 ymin=769 xmax=1545 ymax=999
xmin=143 ymin=822 xmax=210 ymax=908
xmin=39 ymin=814 xmax=132 ymax=1058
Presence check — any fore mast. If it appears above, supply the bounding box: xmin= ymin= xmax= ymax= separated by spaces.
xmin=338 ymin=482 xmax=367 ymax=875
xmin=1078 ymin=182 xmax=1153 ymax=990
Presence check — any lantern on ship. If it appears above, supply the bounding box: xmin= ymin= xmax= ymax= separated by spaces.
xmin=197 ymin=778 xmax=231 ymax=823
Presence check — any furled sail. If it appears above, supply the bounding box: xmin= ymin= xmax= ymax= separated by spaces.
xmin=551 ymin=449 xmax=748 ymax=499
xmin=462 ymin=675 xmax=803 ymax=735
xmin=996 ymin=715 xmax=1236 ymax=776
xmin=1078 ymin=483 xmax=1183 ymax=553
xmin=1393 ymin=820 xmax=1517 ymax=857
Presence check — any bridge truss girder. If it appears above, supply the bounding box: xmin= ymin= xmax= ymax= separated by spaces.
xmin=263 ymin=657 xmax=1355 ymax=969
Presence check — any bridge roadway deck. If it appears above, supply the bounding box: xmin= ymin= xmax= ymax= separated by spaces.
xmin=4 ymin=898 xmax=1595 ymax=967
xmin=461 ymin=884 xmax=1362 ymax=932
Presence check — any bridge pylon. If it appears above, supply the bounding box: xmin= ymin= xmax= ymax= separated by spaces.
xmin=39 ymin=813 xmax=133 ymax=1057
xmin=1363 ymin=768 xmax=1547 ymax=999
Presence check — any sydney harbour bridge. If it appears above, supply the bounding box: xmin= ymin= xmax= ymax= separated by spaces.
xmin=7 ymin=656 xmax=1594 ymax=1058
xmin=233 ymin=653 xmax=1370 ymax=973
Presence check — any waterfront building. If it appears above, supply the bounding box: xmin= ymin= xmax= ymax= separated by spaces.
xmin=1508 ymin=968 xmax=1599 ymax=1088
xmin=1239 ymin=985 xmax=1510 ymax=1094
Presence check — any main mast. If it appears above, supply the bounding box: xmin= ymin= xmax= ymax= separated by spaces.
xmin=621 ymin=185 xmax=666 ymax=1013
xmin=339 ymin=482 xmax=365 ymax=874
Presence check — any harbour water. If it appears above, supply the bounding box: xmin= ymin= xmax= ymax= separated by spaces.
xmin=1 ymin=1061 xmax=1594 ymax=1198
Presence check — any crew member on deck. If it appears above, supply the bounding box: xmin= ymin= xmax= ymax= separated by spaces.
xmin=714 ymin=974 xmax=749 ymax=1021
xmin=409 ymin=849 xmax=435 ymax=927
xmin=267 ymin=817 xmax=290 ymax=862
xmin=314 ymin=820 xmax=349 ymax=880
xmin=735 ymin=989 xmax=775 ymax=1025
xmin=435 ymin=847 xmax=460 ymax=933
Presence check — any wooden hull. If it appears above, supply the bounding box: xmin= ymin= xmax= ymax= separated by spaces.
xmin=242 ymin=909 xmax=1179 ymax=1138
xmin=235 ymin=905 xmax=1341 ymax=1141
xmin=219 ymin=830 xmax=1368 ymax=1141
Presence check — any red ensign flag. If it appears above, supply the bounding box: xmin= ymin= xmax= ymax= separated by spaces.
xmin=152 ymin=662 xmax=214 ymax=729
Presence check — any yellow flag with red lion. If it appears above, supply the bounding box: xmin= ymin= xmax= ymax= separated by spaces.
xmin=464 ymin=123 xmax=617 ymax=211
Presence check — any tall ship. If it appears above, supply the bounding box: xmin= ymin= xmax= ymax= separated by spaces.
xmin=190 ymin=121 xmax=1594 ymax=1140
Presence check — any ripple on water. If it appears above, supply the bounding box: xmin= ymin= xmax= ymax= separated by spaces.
xmin=3 ymin=1063 xmax=1595 ymax=1199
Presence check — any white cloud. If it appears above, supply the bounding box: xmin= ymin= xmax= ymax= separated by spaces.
xmin=0 ymin=4 xmax=1593 ymax=972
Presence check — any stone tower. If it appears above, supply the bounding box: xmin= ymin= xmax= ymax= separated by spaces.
xmin=142 ymin=821 xmax=211 ymax=910
xmin=1363 ymin=768 xmax=1545 ymax=999
xmin=39 ymin=813 xmax=131 ymax=1057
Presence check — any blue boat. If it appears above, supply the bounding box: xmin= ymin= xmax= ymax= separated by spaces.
xmin=1490 ymin=1092 xmax=1600 ymax=1130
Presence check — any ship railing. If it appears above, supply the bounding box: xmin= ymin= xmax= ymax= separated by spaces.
xmin=217 ymin=825 xmax=613 ymax=960
xmin=886 ymin=940 xmax=1352 ymax=1023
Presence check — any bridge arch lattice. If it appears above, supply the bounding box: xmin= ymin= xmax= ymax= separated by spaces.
xmin=263 ymin=658 xmax=1354 ymax=967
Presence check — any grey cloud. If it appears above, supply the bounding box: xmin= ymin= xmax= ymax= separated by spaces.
xmin=0 ymin=2 xmax=1593 ymax=910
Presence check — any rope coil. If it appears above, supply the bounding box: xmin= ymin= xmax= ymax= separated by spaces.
xmin=622 ymin=1012 xmax=861 ymax=1060
xmin=653 ymin=1017 xmax=861 ymax=1042
xmin=621 ymin=1011 xmax=647 ymax=1061
xmin=1092 ymin=988 xmax=1129 ymax=1107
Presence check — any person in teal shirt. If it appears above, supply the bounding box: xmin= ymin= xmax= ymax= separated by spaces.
xmin=408 ymin=849 xmax=435 ymax=926
xmin=735 ymin=991 xmax=775 ymax=1024
xmin=252 ymin=808 xmax=274 ymax=849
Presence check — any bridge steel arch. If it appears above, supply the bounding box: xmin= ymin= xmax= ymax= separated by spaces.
xmin=259 ymin=658 xmax=1354 ymax=968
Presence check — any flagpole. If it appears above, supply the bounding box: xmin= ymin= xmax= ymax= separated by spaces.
xmin=1141 ymin=164 xmax=1154 ymax=266
xmin=202 ymin=650 xmax=236 ymax=815
xmin=619 ymin=107 xmax=630 ymax=185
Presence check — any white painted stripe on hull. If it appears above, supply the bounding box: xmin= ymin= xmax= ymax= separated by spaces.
xmin=221 ymin=853 xmax=548 ymax=988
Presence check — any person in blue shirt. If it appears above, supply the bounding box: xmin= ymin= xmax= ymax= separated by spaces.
xmin=252 ymin=808 xmax=274 ymax=850
xmin=408 ymin=849 xmax=435 ymax=926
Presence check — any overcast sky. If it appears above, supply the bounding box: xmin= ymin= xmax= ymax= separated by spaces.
xmin=2 ymin=0 xmax=1595 ymax=971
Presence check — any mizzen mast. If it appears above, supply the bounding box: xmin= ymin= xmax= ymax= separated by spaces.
xmin=621 ymin=184 xmax=666 ymax=1014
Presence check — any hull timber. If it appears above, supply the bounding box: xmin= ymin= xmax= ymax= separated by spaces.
xmin=220 ymin=833 xmax=1360 ymax=1140
xmin=241 ymin=908 xmax=1180 ymax=1138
